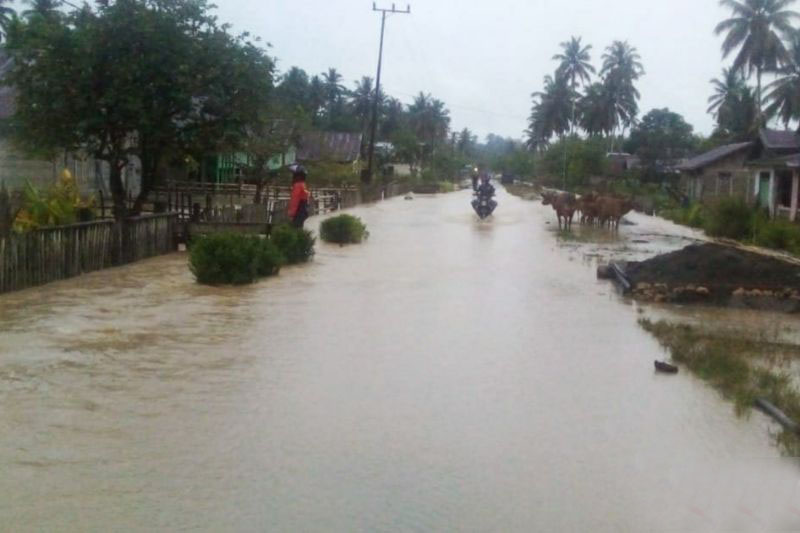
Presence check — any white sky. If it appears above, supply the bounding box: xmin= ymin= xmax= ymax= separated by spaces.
xmin=46 ymin=1 xmax=754 ymax=140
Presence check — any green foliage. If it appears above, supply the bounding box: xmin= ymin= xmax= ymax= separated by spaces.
xmin=639 ymin=318 xmax=800 ymax=453
xmin=754 ymin=217 xmax=800 ymax=254
xmin=189 ymin=233 xmax=283 ymax=285
xmin=319 ymin=214 xmax=368 ymax=244
xmin=13 ymin=171 xmax=94 ymax=231
xmin=5 ymin=0 xmax=274 ymax=217
xmin=662 ymin=203 xmax=707 ymax=229
xmin=537 ymin=136 xmax=608 ymax=187
xmin=704 ymin=198 xmax=755 ymax=240
xmin=270 ymin=224 xmax=316 ymax=264
xmin=624 ymin=108 xmax=698 ymax=179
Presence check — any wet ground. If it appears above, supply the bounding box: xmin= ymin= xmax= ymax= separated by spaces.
xmin=2 ymin=187 xmax=800 ymax=532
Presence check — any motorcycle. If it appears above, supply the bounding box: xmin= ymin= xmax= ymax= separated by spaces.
xmin=472 ymin=189 xmax=497 ymax=220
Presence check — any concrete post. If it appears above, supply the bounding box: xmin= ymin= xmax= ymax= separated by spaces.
xmin=792 ymin=171 xmax=800 ymax=222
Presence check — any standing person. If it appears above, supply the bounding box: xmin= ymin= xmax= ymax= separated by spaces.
xmin=288 ymin=165 xmax=311 ymax=228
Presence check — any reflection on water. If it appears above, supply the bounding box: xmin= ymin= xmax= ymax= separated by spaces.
xmin=1 ymin=188 xmax=800 ymax=532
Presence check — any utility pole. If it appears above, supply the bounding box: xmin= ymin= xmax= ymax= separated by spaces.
xmin=365 ymin=2 xmax=410 ymax=184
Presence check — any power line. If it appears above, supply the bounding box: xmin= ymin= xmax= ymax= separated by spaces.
xmin=365 ymin=2 xmax=410 ymax=184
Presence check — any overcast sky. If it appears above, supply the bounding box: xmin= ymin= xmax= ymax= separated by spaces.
xmin=127 ymin=2 xmax=754 ymax=140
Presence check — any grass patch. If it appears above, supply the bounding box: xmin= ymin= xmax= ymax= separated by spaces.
xmin=270 ymin=224 xmax=316 ymax=264
xmin=189 ymin=232 xmax=283 ymax=285
xmin=320 ymin=214 xmax=369 ymax=244
xmin=639 ymin=318 xmax=800 ymax=453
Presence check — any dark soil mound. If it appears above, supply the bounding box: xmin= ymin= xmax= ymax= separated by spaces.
xmin=625 ymin=243 xmax=800 ymax=290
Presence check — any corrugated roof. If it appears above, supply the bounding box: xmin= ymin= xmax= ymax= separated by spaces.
xmin=296 ymin=131 xmax=362 ymax=163
xmin=748 ymin=152 xmax=800 ymax=168
xmin=760 ymin=128 xmax=800 ymax=151
xmin=677 ymin=142 xmax=753 ymax=171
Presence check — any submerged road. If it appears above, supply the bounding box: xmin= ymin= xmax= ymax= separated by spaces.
xmin=1 ymin=187 xmax=799 ymax=531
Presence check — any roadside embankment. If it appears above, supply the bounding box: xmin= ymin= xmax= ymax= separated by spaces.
xmin=621 ymin=243 xmax=800 ymax=312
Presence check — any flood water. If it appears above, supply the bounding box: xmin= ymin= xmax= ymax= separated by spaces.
xmin=2 ymin=188 xmax=800 ymax=532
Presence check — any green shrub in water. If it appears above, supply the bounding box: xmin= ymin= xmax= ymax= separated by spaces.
xmin=190 ymin=232 xmax=284 ymax=285
xmin=704 ymin=198 xmax=755 ymax=240
xmin=319 ymin=214 xmax=369 ymax=244
xmin=270 ymin=224 xmax=316 ymax=264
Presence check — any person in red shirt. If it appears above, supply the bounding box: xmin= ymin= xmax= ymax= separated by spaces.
xmin=287 ymin=165 xmax=311 ymax=228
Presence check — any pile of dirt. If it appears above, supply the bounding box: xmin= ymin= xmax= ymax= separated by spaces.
xmin=626 ymin=243 xmax=800 ymax=290
xmin=622 ymin=243 xmax=800 ymax=310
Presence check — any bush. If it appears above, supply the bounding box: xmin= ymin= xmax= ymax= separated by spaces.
xmin=270 ymin=224 xmax=316 ymax=264
xmin=319 ymin=214 xmax=369 ymax=244
xmin=704 ymin=198 xmax=754 ymax=240
xmin=189 ymin=232 xmax=283 ymax=285
xmin=755 ymin=218 xmax=800 ymax=253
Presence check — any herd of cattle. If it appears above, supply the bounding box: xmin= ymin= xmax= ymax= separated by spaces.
xmin=540 ymin=190 xmax=636 ymax=231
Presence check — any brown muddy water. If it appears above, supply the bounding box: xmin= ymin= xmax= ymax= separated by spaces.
xmin=1 ymin=188 xmax=800 ymax=532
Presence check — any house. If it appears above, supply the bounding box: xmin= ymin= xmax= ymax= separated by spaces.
xmin=296 ymin=131 xmax=362 ymax=168
xmin=678 ymin=129 xmax=800 ymax=220
xmin=606 ymin=152 xmax=640 ymax=175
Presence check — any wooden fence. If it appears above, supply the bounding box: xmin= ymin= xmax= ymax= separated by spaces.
xmin=0 ymin=213 xmax=178 ymax=294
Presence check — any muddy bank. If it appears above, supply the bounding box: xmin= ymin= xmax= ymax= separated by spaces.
xmin=623 ymin=243 xmax=800 ymax=311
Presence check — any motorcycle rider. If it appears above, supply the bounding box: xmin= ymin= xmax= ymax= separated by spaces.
xmin=472 ymin=172 xmax=497 ymax=217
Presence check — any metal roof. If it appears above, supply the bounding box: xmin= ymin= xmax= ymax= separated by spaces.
xmin=760 ymin=128 xmax=800 ymax=151
xmin=677 ymin=142 xmax=753 ymax=172
xmin=296 ymin=131 xmax=362 ymax=163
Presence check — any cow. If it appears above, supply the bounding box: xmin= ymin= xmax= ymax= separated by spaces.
xmin=576 ymin=192 xmax=600 ymax=225
xmin=597 ymin=196 xmax=635 ymax=231
xmin=542 ymin=191 xmax=577 ymax=230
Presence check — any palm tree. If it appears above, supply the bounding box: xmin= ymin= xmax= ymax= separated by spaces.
xmin=350 ymin=77 xmax=375 ymax=156
xmin=715 ymin=0 xmax=800 ymax=117
xmin=764 ymin=32 xmax=800 ymax=126
xmin=553 ymin=36 xmax=595 ymax=186
xmin=408 ymin=92 xmax=451 ymax=165
xmin=578 ymin=82 xmax=615 ymax=137
xmin=707 ymin=67 xmax=749 ymax=117
xmin=0 ymin=0 xmax=16 ymax=42
xmin=554 ymin=36 xmax=595 ymax=129
xmin=601 ymin=41 xmax=644 ymax=149
xmin=321 ymin=68 xmax=347 ymax=127
xmin=527 ymin=73 xmax=573 ymax=151
xmin=22 ymin=0 xmax=61 ymax=18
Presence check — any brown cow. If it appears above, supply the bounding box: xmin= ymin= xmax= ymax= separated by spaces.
xmin=542 ymin=191 xmax=577 ymax=230
xmin=577 ymin=192 xmax=600 ymax=225
xmin=597 ymin=196 xmax=635 ymax=230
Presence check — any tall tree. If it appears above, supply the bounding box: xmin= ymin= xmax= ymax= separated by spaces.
xmin=22 ymin=0 xmax=61 ymax=19
xmin=527 ymin=72 xmax=572 ymax=150
xmin=625 ymin=108 xmax=697 ymax=179
xmin=764 ymin=32 xmax=800 ymax=126
xmin=321 ymin=67 xmax=347 ymax=129
xmin=0 ymin=0 xmax=15 ymax=41
xmin=600 ymin=40 xmax=644 ymax=147
xmin=553 ymin=36 xmax=595 ymax=130
xmin=578 ymin=82 xmax=615 ymax=137
xmin=5 ymin=0 xmax=273 ymax=217
xmin=715 ymin=0 xmax=800 ymax=117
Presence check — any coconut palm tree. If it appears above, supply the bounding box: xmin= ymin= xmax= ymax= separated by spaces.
xmin=764 ymin=32 xmax=800 ymax=126
xmin=527 ymin=73 xmax=573 ymax=152
xmin=715 ymin=0 xmax=800 ymax=117
xmin=707 ymin=67 xmax=749 ymax=117
xmin=553 ymin=36 xmax=595 ymax=129
xmin=578 ymin=82 xmax=615 ymax=137
xmin=321 ymin=68 xmax=347 ymax=127
xmin=553 ymin=37 xmax=595 ymax=186
xmin=601 ymin=41 xmax=644 ymax=148
xmin=0 ymin=0 xmax=16 ymax=42
xmin=22 ymin=0 xmax=61 ymax=18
